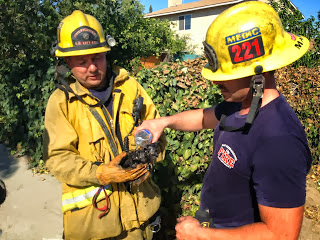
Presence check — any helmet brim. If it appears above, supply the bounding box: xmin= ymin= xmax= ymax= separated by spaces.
xmin=55 ymin=46 xmax=111 ymax=57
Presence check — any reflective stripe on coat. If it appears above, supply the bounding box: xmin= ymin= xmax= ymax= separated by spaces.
xmin=61 ymin=184 xmax=112 ymax=213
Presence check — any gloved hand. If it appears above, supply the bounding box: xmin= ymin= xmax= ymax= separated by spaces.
xmin=96 ymin=151 xmax=149 ymax=185
xmin=131 ymin=168 xmax=151 ymax=186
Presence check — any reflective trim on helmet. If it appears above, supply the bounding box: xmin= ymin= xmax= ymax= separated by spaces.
xmin=57 ymin=41 xmax=107 ymax=52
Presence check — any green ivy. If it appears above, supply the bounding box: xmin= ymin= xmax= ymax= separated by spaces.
xmin=0 ymin=0 xmax=58 ymax=164
xmin=276 ymin=66 xmax=320 ymax=165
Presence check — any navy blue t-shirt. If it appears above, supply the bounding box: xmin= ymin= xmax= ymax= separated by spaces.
xmin=200 ymin=94 xmax=312 ymax=228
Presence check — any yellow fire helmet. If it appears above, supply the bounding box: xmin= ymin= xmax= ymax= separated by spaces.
xmin=54 ymin=10 xmax=111 ymax=57
xmin=202 ymin=1 xmax=310 ymax=81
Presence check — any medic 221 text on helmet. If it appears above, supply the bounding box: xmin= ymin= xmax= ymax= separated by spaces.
xmin=201 ymin=1 xmax=310 ymax=81
xmin=51 ymin=10 xmax=116 ymax=57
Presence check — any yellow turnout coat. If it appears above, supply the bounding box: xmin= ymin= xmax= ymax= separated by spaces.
xmin=43 ymin=66 xmax=166 ymax=240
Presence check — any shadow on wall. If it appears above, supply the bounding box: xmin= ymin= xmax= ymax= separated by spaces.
xmin=0 ymin=144 xmax=19 ymax=179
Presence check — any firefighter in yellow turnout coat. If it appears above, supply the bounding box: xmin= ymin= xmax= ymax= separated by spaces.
xmin=44 ymin=10 xmax=166 ymax=240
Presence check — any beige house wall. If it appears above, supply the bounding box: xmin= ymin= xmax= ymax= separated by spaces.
xmin=148 ymin=0 xmax=296 ymax=55
xmin=168 ymin=0 xmax=183 ymax=7
xmin=156 ymin=5 xmax=236 ymax=55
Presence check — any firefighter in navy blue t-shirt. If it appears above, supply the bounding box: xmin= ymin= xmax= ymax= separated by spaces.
xmin=135 ymin=1 xmax=312 ymax=239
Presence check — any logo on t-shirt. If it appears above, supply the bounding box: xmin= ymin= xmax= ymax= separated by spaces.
xmin=217 ymin=144 xmax=237 ymax=169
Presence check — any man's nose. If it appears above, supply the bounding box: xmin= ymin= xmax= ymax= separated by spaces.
xmin=88 ymin=61 xmax=98 ymax=72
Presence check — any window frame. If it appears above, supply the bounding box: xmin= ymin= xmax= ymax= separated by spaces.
xmin=178 ymin=14 xmax=192 ymax=30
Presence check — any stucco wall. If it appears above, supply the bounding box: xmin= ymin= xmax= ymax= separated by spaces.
xmin=147 ymin=0 xmax=292 ymax=55
xmin=156 ymin=5 xmax=237 ymax=55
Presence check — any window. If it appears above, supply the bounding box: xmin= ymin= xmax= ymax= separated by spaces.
xmin=178 ymin=14 xmax=191 ymax=30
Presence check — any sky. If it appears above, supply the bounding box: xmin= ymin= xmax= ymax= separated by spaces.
xmin=140 ymin=0 xmax=320 ymax=20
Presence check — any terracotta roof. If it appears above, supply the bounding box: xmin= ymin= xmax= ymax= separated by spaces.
xmin=144 ymin=0 xmax=298 ymax=18
xmin=144 ymin=0 xmax=245 ymax=18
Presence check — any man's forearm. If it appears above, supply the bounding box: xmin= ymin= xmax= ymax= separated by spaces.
xmin=134 ymin=107 xmax=217 ymax=142
xmin=164 ymin=106 xmax=218 ymax=131
xmin=198 ymin=222 xmax=275 ymax=240
xmin=164 ymin=108 xmax=206 ymax=132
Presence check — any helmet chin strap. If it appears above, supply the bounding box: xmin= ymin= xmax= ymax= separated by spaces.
xmin=219 ymin=66 xmax=265 ymax=134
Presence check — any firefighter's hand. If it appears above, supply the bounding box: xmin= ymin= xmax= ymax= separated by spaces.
xmin=175 ymin=216 xmax=202 ymax=240
xmin=131 ymin=167 xmax=151 ymax=186
xmin=134 ymin=118 xmax=167 ymax=143
xmin=96 ymin=152 xmax=149 ymax=185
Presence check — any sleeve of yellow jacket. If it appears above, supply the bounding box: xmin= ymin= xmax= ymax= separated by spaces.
xmin=43 ymin=90 xmax=100 ymax=187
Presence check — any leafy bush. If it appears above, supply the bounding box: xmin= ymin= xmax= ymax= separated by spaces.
xmin=276 ymin=66 xmax=320 ymax=165
xmin=0 ymin=0 xmax=58 ymax=164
